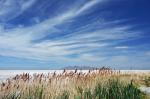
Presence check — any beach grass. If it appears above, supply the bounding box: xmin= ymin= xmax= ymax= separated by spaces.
xmin=0 ymin=69 xmax=149 ymax=99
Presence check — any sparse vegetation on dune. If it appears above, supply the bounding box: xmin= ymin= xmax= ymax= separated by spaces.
xmin=0 ymin=68 xmax=149 ymax=99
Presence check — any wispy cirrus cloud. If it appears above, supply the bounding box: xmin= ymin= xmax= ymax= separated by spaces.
xmin=0 ymin=0 xmax=36 ymax=21
xmin=0 ymin=0 xmax=150 ymax=69
xmin=115 ymin=46 xmax=129 ymax=49
xmin=0 ymin=0 xmax=103 ymax=59
xmin=0 ymin=19 xmax=141 ymax=61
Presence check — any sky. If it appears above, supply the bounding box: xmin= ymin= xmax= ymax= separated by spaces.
xmin=0 ymin=0 xmax=150 ymax=70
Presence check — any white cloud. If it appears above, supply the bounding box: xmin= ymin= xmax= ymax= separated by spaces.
xmin=115 ymin=46 xmax=129 ymax=49
xmin=20 ymin=0 xmax=36 ymax=10
xmin=0 ymin=0 xmax=143 ymax=67
xmin=76 ymin=0 xmax=100 ymax=15
xmin=61 ymin=25 xmax=140 ymax=43
xmin=0 ymin=0 xmax=36 ymax=21
xmin=0 ymin=19 xmax=140 ymax=61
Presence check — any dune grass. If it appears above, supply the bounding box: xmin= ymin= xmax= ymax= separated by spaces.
xmin=1 ymin=79 xmax=146 ymax=99
xmin=0 ymin=69 xmax=149 ymax=99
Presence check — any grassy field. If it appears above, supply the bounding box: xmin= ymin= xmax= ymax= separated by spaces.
xmin=0 ymin=69 xmax=150 ymax=99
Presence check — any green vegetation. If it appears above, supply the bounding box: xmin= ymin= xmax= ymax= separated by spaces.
xmin=0 ymin=70 xmax=149 ymax=99
xmin=143 ymin=77 xmax=150 ymax=87
xmin=74 ymin=79 xmax=146 ymax=99
xmin=1 ymin=79 xmax=146 ymax=99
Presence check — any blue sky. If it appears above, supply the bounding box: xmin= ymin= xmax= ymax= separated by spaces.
xmin=0 ymin=0 xmax=150 ymax=69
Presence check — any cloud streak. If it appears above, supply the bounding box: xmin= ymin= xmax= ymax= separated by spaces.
xmin=0 ymin=0 xmax=36 ymax=21
xmin=0 ymin=0 xmax=149 ymax=69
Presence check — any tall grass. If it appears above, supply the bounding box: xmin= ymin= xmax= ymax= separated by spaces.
xmin=74 ymin=79 xmax=146 ymax=99
xmin=0 ymin=69 xmax=149 ymax=99
xmin=143 ymin=77 xmax=150 ymax=87
xmin=1 ymin=79 xmax=146 ymax=99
